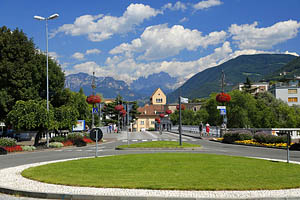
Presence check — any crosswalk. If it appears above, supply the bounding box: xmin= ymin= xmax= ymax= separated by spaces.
xmin=121 ymin=139 xmax=197 ymax=142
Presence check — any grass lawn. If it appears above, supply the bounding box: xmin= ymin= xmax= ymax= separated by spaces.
xmin=117 ymin=141 xmax=201 ymax=149
xmin=22 ymin=153 xmax=300 ymax=190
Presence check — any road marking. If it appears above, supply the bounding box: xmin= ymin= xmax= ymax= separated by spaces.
xmin=142 ymin=139 xmax=148 ymax=142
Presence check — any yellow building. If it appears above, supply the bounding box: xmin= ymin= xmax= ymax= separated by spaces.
xmin=135 ymin=88 xmax=167 ymax=131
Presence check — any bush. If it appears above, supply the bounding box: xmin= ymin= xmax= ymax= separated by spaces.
xmin=21 ymin=145 xmax=36 ymax=151
xmin=73 ymin=138 xmax=86 ymax=147
xmin=147 ymin=128 xmax=155 ymax=131
xmin=290 ymin=143 xmax=300 ymax=151
xmin=254 ymin=132 xmax=287 ymax=144
xmin=49 ymin=142 xmax=64 ymax=148
xmin=0 ymin=147 xmax=7 ymax=155
xmin=67 ymin=133 xmax=83 ymax=143
xmin=0 ymin=137 xmax=17 ymax=147
xmin=50 ymin=136 xmax=66 ymax=143
xmin=223 ymin=131 xmax=252 ymax=143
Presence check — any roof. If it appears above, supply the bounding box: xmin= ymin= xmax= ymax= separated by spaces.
xmin=150 ymin=88 xmax=165 ymax=98
xmin=137 ymin=104 xmax=166 ymax=116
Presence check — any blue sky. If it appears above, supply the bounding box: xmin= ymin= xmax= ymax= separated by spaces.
xmin=1 ymin=0 xmax=300 ymax=86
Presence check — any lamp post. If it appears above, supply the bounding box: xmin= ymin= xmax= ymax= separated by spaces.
xmin=34 ymin=13 xmax=59 ymax=147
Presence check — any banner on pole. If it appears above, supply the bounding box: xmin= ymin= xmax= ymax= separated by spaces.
xmin=180 ymin=96 xmax=189 ymax=103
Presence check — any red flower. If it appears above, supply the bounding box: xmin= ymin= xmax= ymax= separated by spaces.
xmin=83 ymin=137 xmax=93 ymax=143
xmin=3 ymin=145 xmax=22 ymax=152
xmin=86 ymin=95 xmax=101 ymax=104
xmin=62 ymin=140 xmax=73 ymax=146
xmin=159 ymin=113 xmax=165 ymax=118
xmin=176 ymin=104 xmax=185 ymax=110
xmin=216 ymin=92 xmax=231 ymax=103
xmin=165 ymin=110 xmax=172 ymax=114
xmin=115 ymin=105 xmax=124 ymax=111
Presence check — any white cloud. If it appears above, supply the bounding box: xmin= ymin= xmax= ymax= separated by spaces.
xmin=72 ymin=52 xmax=85 ymax=60
xmin=229 ymin=20 xmax=300 ymax=49
xmin=162 ymin=1 xmax=187 ymax=11
xmin=48 ymin=52 xmax=59 ymax=62
xmin=193 ymin=0 xmax=223 ymax=10
xmin=179 ymin=17 xmax=188 ymax=23
xmin=86 ymin=49 xmax=101 ymax=55
xmin=54 ymin=4 xmax=160 ymax=42
xmin=110 ymin=24 xmax=227 ymax=60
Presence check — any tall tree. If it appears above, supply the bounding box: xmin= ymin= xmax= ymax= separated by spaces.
xmin=0 ymin=26 xmax=65 ymax=121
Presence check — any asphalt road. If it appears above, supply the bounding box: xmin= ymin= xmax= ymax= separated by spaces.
xmin=1 ymin=130 xmax=299 ymax=199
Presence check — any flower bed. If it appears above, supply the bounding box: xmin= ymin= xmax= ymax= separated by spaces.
xmin=3 ymin=145 xmax=23 ymax=152
xmin=234 ymin=139 xmax=293 ymax=148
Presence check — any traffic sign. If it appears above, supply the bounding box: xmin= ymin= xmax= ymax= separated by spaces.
xmin=90 ymin=128 xmax=103 ymax=142
xmin=220 ymin=109 xmax=226 ymax=115
xmin=217 ymin=106 xmax=226 ymax=109
xmin=92 ymin=107 xmax=98 ymax=113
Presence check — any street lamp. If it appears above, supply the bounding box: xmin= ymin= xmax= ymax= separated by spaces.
xmin=34 ymin=13 xmax=59 ymax=147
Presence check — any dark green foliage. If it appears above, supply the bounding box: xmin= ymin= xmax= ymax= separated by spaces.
xmin=0 ymin=147 xmax=7 ymax=155
xmin=253 ymin=132 xmax=287 ymax=144
xmin=50 ymin=136 xmax=66 ymax=143
xmin=73 ymin=138 xmax=86 ymax=147
xmin=290 ymin=143 xmax=300 ymax=151
xmin=222 ymin=131 xmax=252 ymax=143
xmin=0 ymin=26 xmax=65 ymax=121
xmin=66 ymin=133 xmax=83 ymax=143
xmin=167 ymin=54 xmax=296 ymax=103
xmin=0 ymin=137 xmax=17 ymax=147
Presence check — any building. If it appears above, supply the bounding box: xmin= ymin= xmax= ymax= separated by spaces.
xmin=135 ymin=88 xmax=171 ymax=132
xmin=238 ymin=82 xmax=269 ymax=95
xmin=269 ymin=81 xmax=300 ymax=106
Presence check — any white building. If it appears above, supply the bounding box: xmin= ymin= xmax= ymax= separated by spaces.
xmin=238 ymin=82 xmax=269 ymax=95
xmin=269 ymin=81 xmax=300 ymax=106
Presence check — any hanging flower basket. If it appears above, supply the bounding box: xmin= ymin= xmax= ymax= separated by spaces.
xmin=115 ymin=105 xmax=124 ymax=111
xmin=165 ymin=109 xmax=172 ymax=115
xmin=86 ymin=95 xmax=101 ymax=104
xmin=159 ymin=113 xmax=165 ymax=118
xmin=120 ymin=109 xmax=126 ymax=117
xmin=176 ymin=104 xmax=185 ymax=110
xmin=216 ymin=92 xmax=231 ymax=103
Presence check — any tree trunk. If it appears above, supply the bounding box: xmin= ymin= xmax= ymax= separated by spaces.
xmin=34 ymin=130 xmax=43 ymax=146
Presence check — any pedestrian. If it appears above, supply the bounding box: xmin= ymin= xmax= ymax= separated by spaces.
xmin=109 ymin=124 xmax=112 ymax=133
xmin=199 ymin=121 xmax=203 ymax=136
xmin=205 ymin=122 xmax=210 ymax=136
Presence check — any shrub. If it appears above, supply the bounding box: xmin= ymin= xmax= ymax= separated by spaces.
xmin=21 ymin=145 xmax=36 ymax=151
xmin=49 ymin=142 xmax=64 ymax=148
xmin=0 ymin=147 xmax=7 ymax=155
xmin=67 ymin=133 xmax=83 ymax=143
xmin=74 ymin=138 xmax=86 ymax=147
xmin=254 ymin=132 xmax=287 ymax=144
xmin=290 ymin=143 xmax=300 ymax=151
xmin=0 ymin=137 xmax=17 ymax=147
xmin=223 ymin=131 xmax=252 ymax=143
xmin=147 ymin=128 xmax=155 ymax=131
xmin=50 ymin=136 xmax=66 ymax=143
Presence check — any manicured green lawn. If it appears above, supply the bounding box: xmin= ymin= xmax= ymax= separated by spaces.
xmin=117 ymin=141 xmax=201 ymax=149
xmin=22 ymin=153 xmax=300 ymax=190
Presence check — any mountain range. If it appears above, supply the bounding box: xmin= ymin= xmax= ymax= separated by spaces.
xmin=65 ymin=54 xmax=298 ymax=103
xmin=65 ymin=71 xmax=178 ymax=101
xmin=166 ymin=54 xmax=297 ymax=103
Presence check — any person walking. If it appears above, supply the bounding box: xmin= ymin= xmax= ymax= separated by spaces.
xmin=205 ymin=122 xmax=210 ymax=136
xmin=199 ymin=122 xmax=203 ymax=136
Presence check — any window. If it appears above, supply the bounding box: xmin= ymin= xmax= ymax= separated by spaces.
xmin=156 ymin=98 xmax=162 ymax=103
xmin=288 ymin=89 xmax=297 ymax=94
xmin=151 ymin=121 xmax=155 ymax=125
xmin=288 ymin=97 xmax=298 ymax=102
xmin=140 ymin=121 xmax=144 ymax=125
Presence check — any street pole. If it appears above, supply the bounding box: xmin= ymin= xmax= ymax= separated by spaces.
xmin=179 ymin=96 xmax=182 ymax=146
xmin=34 ymin=13 xmax=59 ymax=148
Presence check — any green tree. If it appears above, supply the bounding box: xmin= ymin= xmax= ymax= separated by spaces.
xmin=7 ymin=100 xmax=54 ymax=146
xmin=0 ymin=26 xmax=65 ymax=121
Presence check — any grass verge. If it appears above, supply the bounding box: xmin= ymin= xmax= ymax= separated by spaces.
xmin=21 ymin=153 xmax=300 ymax=190
xmin=117 ymin=141 xmax=201 ymax=149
